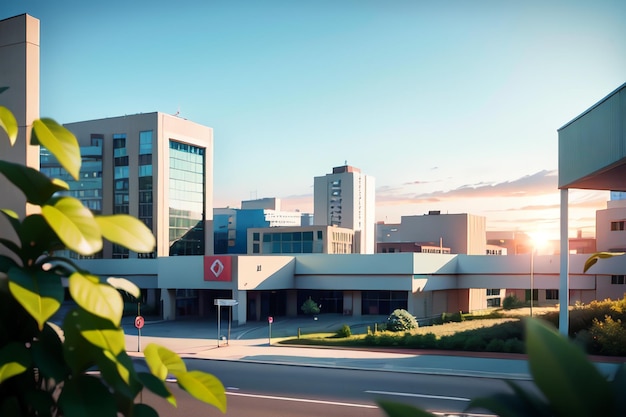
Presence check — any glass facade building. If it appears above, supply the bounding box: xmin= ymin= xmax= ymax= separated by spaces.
xmin=168 ymin=140 xmax=206 ymax=256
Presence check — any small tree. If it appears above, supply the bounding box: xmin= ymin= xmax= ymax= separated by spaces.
xmin=387 ymin=309 xmax=418 ymax=332
xmin=0 ymin=98 xmax=226 ymax=416
xmin=301 ymin=297 xmax=320 ymax=315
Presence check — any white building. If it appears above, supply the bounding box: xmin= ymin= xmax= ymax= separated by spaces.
xmin=314 ymin=165 xmax=376 ymax=254
xmin=596 ymin=199 xmax=626 ymax=252
xmin=377 ymin=212 xmax=487 ymax=255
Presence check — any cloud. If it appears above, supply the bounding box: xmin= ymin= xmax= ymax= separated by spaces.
xmin=377 ymin=170 xmax=558 ymax=206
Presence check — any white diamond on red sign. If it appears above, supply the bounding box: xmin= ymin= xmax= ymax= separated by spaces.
xmin=210 ymin=259 xmax=225 ymax=278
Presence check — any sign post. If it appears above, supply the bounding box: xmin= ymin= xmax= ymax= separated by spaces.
xmin=135 ymin=303 xmax=144 ymax=352
xmin=214 ymin=299 xmax=238 ymax=347
xmin=268 ymin=316 xmax=273 ymax=345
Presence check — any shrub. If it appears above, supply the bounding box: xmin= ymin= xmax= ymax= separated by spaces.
xmin=589 ymin=316 xmax=626 ymax=356
xmin=503 ymin=294 xmax=524 ymax=309
xmin=441 ymin=311 xmax=465 ymax=323
xmin=336 ymin=324 xmax=351 ymax=338
xmin=387 ymin=309 xmax=419 ymax=332
xmin=301 ymin=297 xmax=320 ymax=315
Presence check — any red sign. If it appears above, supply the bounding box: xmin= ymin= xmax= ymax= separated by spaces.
xmin=135 ymin=316 xmax=145 ymax=329
xmin=204 ymin=256 xmax=232 ymax=282
xmin=268 ymin=316 xmax=273 ymax=324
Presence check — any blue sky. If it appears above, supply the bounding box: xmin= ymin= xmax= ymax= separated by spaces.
xmin=4 ymin=0 xmax=625 ymax=239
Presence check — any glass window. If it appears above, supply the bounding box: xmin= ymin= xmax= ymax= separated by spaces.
xmin=168 ymin=140 xmax=206 ymax=256
xmin=253 ymin=233 xmax=260 ymax=241
xmin=303 ymin=231 xmax=313 ymax=241
xmin=139 ymin=131 xmax=153 ymax=155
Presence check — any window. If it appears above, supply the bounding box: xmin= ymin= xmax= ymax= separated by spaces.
xmin=612 ymin=275 xmax=625 ymax=285
xmin=546 ymin=289 xmax=559 ymax=300
xmin=486 ymin=289 xmax=501 ymax=296
xmin=611 ymin=221 xmax=626 ymax=231
xmin=253 ymin=233 xmax=260 ymax=242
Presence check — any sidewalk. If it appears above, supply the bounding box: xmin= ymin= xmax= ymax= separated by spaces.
xmin=122 ymin=314 xmax=622 ymax=380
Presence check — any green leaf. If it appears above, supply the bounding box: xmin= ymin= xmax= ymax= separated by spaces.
xmin=42 ymin=197 xmax=102 ymax=255
xmin=0 ymin=209 xmax=20 ymax=236
xmin=610 ymin=363 xmax=626 ymax=415
xmin=132 ymin=404 xmax=160 ymax=417
xmin=31 ymin=323 xmax=68 ymax=381
xmin=62 ymin=309 xmax=104 ymax=374
xmin=0 ymin=160 xmax=69 ymax=206
xmin=69 ymin=271 xmax=123 ymax=326
xmin=0 ymin=342 xmax=31 ymax=383
xmin=0 ymin=106 xmax=18 ymax=146
xmin=584 ymin=252 xmax=625 ymax=273
xmin=176 ymin=370 xmax=227 ymax=413
xmin=95 ymin=214 xmax=156 ymax=253
xmin=8 ymin=267 xmax=64 ymax=330
xmin=82 ymin=327 xmax=125 ymax=355
xmin=107 ymin=277 xmax=141 ymax=299
xmin=32 ymin=118 xmax=81 ymax=180
xmin=526 ymin=318 xmax=614 ymax=417
xmin=0 ymin=255 xmax=18 ymax=274
xmin=144 ymin=343 xmax=187 ymax=381
xmin=138 ymin=372 xmax=176 ymax=406
xmin=378 ymin=400 xmax=437 ymax=417
xmin=21 ymin=214 xmax=65 ymax=261
xmin=98 ymin=350 xmax=142 ymax=399
xmin=58 ymin=375 xmax=117 ymax=417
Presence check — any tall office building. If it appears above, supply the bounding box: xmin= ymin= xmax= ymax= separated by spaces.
xmin=41 ymin=112 xmax=214 ymax=258
xmin=314 ymin=164 xmax=375 ymax=253
xmin=0 ymin=14 xmax=40 ymax=226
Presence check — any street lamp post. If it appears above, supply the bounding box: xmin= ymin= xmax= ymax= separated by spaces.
xmin=530 ymin=246 xmax=534 ymax=317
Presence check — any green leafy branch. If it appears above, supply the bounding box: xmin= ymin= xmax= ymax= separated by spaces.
xmin=0 ymin=97 xmax=226 ymax=416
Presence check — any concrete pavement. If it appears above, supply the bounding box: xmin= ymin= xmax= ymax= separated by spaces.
xmin=122 ymin=314 xmax=622 ymax=380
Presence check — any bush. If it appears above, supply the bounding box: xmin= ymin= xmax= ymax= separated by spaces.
xmin=336 ymin=324 xmax=351 ymax=338
xmin=503 ymin=294 xmax=524 ymax=309
xmin=387 ymin=309 xmax=419 ymax=332
xmin=589 ymin=316 xmax=626 ymax=356
xmin=301 ymin=297 xmax=320 ymax=315
xmin=441 ymin=311 xmax=465 ymax=323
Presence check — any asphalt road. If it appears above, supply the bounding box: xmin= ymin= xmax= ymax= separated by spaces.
xmin=140 ymin=359 xmax=523 ymax=416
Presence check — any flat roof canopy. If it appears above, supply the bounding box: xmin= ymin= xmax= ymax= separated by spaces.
xmin=558 ymin=83 xmax=626 ymax=190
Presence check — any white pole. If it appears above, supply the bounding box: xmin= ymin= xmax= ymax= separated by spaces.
xmin=530 ymin=248 xmax=534 ymax=317
xmin=217 ymin=306 xmax=221 ymax=347
xmin=559 ymin=189 xmax=570 ymax=335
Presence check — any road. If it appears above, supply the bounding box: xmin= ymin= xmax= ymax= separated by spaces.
xmin=139 ymin=359 xmax=526 ymax=416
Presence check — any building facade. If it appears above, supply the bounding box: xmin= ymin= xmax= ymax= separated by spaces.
xmin=314 ymin=165 xmax=376 ymax=254
xmin=247 ymin=225 xmax=355 ymax=254
xmin=41 ymin=112 xmax=214 ymax=259
xmin=377 ymin=212 xmax=487 ymax=255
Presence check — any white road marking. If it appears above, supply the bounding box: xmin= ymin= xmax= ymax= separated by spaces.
xmin=365 ymin=390 xmax=470 ymax=402
xmin=226 ymin=391 xmax=378 ymax=408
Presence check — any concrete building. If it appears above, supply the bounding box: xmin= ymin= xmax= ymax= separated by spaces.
xmin=314 ymin=165 xmax=375 ymax=254
xmin=596 ymin=199 xmax=626 ymax=252
xmin=214 ymin=198 xmax=308 ymax=254
xmin=247 ymin=225 xmax=355 ymax=254
xmin=0 ymin=14 xmax=40 ymax=242
xmin=40 ymin=113 xmax=214 ymax=260
xmin=377 ymin=212 xmax=487 ymax=255
xmin=558 ymin=81 xmax=626 ymax=332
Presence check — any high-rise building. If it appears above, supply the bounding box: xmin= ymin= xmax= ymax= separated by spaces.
xmin=313 ymin=165 xmax=375 ymax=253
xmin=41 ymin=112 xmax=214 ymax=259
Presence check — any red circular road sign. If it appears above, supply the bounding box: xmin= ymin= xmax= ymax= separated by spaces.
xmin=268 ymin=316 xmax=273 ymax=324
xmin=135 ymin=316 xmax=145 ymax=329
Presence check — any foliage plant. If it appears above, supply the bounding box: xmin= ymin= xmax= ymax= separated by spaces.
xmin=301 ymin=297 xmax=320 ymax=315
xmin=0 ymin=102 xmax=226 ymax=416
xmin=386 ymin=309 xmax=418 ymax=332
xmin=379 ymin=318 xmax=626 ymax=417
xmin=336 ymin=324 xmax=351 ymax=338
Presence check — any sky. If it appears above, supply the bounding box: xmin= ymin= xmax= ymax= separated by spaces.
xmin=3 ymin=0 xmax=625 ymax=239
